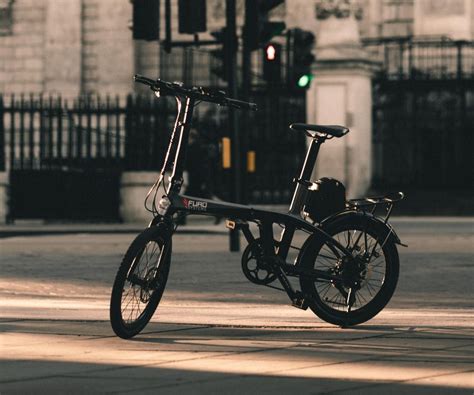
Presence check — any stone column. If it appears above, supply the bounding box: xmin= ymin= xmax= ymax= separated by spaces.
xmin=308 ymin=1 xmax=379 ymax=199
xmin=95 ymin=1 xmax=134 ymax=95
xmin=120 ymin=172 xmax=162 ymax=223
xmin=44 ymin=0 xmax=82 ymax=97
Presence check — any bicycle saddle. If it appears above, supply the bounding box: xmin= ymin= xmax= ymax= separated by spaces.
xmin=290 ymin=123 xmax=349 ymax=138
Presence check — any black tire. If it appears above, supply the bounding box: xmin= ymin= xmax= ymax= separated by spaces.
xmin=299 ymin=214 xmax=399 ymax=327
xmin=110 ymin=225 xmax=172 ymax=339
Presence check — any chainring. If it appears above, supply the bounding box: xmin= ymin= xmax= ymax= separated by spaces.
xmin=241 ymin=238 xmax=278 ymax=285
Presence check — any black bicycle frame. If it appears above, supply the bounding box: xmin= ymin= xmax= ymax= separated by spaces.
xmin=155 ymin=94 xmax=354 ymax=302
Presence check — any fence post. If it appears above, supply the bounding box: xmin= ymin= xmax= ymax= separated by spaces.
xmin=456 ymin=41 xmax=463 ymax=80
xmin=0 ymin=95 xmax=8 ymax=223
xmin=124 ymin=94 xmax=134 ymax=170
xmin=0 ymin=95 xmax=5 ymax=171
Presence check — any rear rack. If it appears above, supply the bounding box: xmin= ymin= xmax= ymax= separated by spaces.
xmin=347 ymin=192 xmax=404 ymax=223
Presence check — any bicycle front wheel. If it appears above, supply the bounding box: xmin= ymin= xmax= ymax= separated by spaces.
xmin=110 ymin=225 xmax=172 ymax=339
xmin=299 ymin=214 xmax=399 ymax=327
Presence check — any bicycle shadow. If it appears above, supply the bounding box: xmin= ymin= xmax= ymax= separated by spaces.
xmin=2 ymin=318 xmax=472 ymax=393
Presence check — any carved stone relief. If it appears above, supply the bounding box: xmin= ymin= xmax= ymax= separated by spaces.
xmin=315 ymin=0 xmax=363 ymax=20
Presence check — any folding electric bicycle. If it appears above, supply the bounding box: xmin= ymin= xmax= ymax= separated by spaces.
xmin=110 ymin=75 xmax=405 ymax=339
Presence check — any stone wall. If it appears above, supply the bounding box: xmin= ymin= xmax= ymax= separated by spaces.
xmin=94 ymin=1 xmax=134 ymax=95
xmin=0 ymin=0 xmax=47 ymax=94
xmin=1 ymin=0 xmax=473 ymax=95
xmin=0 ymin=0 xmax=132 ymax=96
xmin=43 ymin=0 xmax=82 ymax=96
xmin=414 ymin=0 xmax=472 ymax=40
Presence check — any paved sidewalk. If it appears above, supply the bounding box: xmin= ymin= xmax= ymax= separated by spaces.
xmin=0 ymin=216 xmax=225 ymax=238
xmin=1 ymin=215 xmax=473 ymax=238
xmin=1 ymin=218 xmax=473 ymax=394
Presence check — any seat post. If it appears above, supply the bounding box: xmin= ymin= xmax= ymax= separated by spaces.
xmin=288 ymin=138 xmax=323 ymax=215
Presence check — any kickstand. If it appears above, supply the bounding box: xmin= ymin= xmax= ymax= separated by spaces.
xmin=346 ymin=288 xmax=356 ymax=313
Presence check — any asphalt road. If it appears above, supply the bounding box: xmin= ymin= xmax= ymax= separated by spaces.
xmin=0 ymin=218 xmax=473 ymax=393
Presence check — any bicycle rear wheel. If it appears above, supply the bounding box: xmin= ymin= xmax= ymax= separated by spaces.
xmin=110 ymin=225 xmax=172 ymax=339
xmin=299 ymin=214 xmax=399 ymax=327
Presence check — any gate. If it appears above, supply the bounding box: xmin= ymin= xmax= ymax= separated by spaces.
xmin=1 ymin=95 xmax=125 ymax=221
xmin=369 ymin=39 xmax=474 ymax=191
xmin=246 ymin=88 xmax=306 ymax=204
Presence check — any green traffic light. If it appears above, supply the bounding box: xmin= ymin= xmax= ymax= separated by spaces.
xmin=297 ymin=74 xmax=312 ymax=88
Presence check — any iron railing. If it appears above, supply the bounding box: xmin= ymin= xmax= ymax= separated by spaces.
xmin=364 ymin=37 xmax=474 ymax=80
xmin=0 ymin=95 xmax=128 ymax=172
xmin=0 ymin=89 xmax=307 ymax=204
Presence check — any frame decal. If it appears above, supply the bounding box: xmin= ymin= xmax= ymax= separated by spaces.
xmin=182 ymin=197 xmax=208 ymax=211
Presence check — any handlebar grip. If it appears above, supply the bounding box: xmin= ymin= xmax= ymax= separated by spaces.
xmin=248 ymin=102 xmax=258 ymax=111
xmin=226 ymin=98 xmax=258 ymax=111
xmin=134 ymin=74 xmax=155 ymax=86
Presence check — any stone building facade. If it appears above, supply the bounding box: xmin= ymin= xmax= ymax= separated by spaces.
xmin=1 ymin=0 xmax=472 ymax=97
xmin=0 ymin=0 xmax=472 ymax=221
xmin=0 ymin=0 xmax=133 ymax=96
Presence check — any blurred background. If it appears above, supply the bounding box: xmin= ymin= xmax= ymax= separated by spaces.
xmin=0 ymin=0 xmax=472 ymax=223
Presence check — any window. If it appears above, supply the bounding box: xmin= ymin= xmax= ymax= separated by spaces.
xmin=383 ymin=0 xmax=413 ymax=23
xmin=0 ymin=0 xmax=13 ymax=36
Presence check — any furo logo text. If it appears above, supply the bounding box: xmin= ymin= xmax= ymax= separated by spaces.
xmin=182 ymin=198 xmax=208 ymax=211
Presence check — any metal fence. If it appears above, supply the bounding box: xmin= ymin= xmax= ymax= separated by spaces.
xmin=0 ymin=88 xmax=307 ymax=206
xmin=246 ymin=89 xmax=306 ymax=204
xmin=0 ymin=95 xmax=131 ymax=221
xmin=0 ymin=94 xmax=127 ymax=172
xmin=370 ymin=38 xmax=474 ymax=190
xmin=124 ymin=95 xmax=176 ymax=171
xmin=364 ymin=37 xmax=474 ymax=80
xmin=126 ymin=88 xmax=307 ymax=204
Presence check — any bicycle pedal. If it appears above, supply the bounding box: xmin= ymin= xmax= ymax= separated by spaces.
xmin=226 ymin=219 xmax=248 ymax=230
xmin=291 ymin=296 xmax=308 ymax=310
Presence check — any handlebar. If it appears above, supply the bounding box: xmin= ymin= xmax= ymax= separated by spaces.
xmin=133 ymin=74 xmax=258 ymax=111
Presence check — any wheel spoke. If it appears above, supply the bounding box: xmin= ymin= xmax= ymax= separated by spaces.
xmin=120 ymin=240 xmax=164 ymax=324
xmin=318 ymin=253 xmax=338 ymax=261
xmin=366 ymin=279 xmax=378 ymax=292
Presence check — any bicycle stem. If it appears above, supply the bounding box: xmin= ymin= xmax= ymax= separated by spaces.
xmin=168 ymin=96 xmax=195 ymax=195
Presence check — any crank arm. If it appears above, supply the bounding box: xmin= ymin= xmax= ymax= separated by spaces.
xmin=271 ymin=263 xmax=308 ymax=309
xmin=282 ymin=263 xmax=343 ymax=282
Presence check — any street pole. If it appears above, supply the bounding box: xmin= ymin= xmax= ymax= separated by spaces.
xmin=242 ymin=0 xmax=251 ymax=98
xmin=226 ymin=0 xmax=240 ymax=252
xmin=164 ymin=0 xmax=171 ymax=53
xmin=241 ymin=0 xmax=252 ymax=206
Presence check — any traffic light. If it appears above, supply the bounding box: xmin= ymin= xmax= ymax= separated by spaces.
xmin=263 ymin=43 xmax=282 ymax=83
xmin=178 ymin=0 xmax=206 ymax=34
xmin=245 ymin=0 xmax=286 ymax=50
xmin=210 ymin=28 xmax=228 ymax=82
xmin=291 ymin=28 xmax=315 ymax=89
xmin=132 ymin=0 xmax=160 ymax=41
